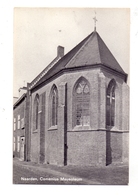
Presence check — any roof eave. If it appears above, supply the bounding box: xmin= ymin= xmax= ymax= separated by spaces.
xmin=99 ymin=63 xmax=128 ymax=82
xmin=30 ymin=63 xmax=127 ymax=91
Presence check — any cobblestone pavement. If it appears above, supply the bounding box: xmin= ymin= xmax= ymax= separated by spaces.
xmin=13 ymin=158 xmax=128 ymax=185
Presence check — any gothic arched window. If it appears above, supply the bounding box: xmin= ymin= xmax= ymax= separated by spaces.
xmin=106 ymin=79 xmax=116 ymax=127
xmin=34 ymin=94 xmax=39 ymax=130
xmin=51 ymin=85 xmax=58 ymax=126
xmin=73 ymin=77 xmax=90 ymax=127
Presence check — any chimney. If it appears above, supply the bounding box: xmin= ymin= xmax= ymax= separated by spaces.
xmin=18 ymin=87 xmax=27 ymax=98
xmin=57 ymin=46 xmax=64 ymax=58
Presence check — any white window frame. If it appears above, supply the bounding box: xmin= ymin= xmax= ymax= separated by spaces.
xmin=17 ymin=136 xmax=20 ymax=152
xmin=13 ymin=118 xmax=16 ymax=131
xmin=17 ymin=115 xmax=20 ymax=129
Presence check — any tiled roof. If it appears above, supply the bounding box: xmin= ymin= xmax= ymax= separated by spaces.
xmin=65 ymin=31 xmax=125 ymax=73
xmin=30 ymin=31 xmax=126 ymax=90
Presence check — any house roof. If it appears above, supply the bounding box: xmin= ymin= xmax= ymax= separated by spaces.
xmin=13 ymin=93 xmax=26 ymax=109
xmin=29 ymin=30 xmax=127 ymax=90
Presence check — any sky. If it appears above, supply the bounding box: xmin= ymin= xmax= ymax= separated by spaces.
xmin=13 ymin=8 xmax=130 ymax=97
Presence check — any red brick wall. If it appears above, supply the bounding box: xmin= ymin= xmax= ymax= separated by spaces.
xmin=31 ymin=132 xmax=39 ymax=163
xmin=67 ymin=131 xmax=96 ymax=165
xmin=110 ymin=132 xmax=123 ymax=163
xmin=122 ymin=132 xmax=129 ymax=163
xmin=46 ymin=130 xmax=58 ymax=165
xmin=29 ymin=68 xmax=129 ymax=166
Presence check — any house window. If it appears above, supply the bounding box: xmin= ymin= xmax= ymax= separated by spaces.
xmin=106 ymin=79 xmax=116 ymax=127
xmin=51 ymin=85 xmax=58 ymax=126
xmin=13 ymin=118 xmax=16 ymax=131
xmin=73 ymin=77 xmax=90 ymax=127
xmin=17 ymin=115 xmax=20 ymax=129
xmin=13 ymin=137 xmax=16 ymax=151
xmin=17 ymin=136 xmax=20 ymax=152
xmin=34 ymin=94 xmax=39 ymax=130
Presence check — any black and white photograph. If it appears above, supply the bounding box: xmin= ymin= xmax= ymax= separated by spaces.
xmin=12 ymin=7 xmax=130 ymax=185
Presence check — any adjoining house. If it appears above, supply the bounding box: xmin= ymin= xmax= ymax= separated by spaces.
xmin=13 ymin=87 xmax=27 ymax=161
xmin=13 ymin=28 xmax=129 ymax=166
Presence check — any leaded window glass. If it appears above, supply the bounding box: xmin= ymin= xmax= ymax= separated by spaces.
xmin=51 ymin=86 xmax=58 ymax=126
xmin=74 ymin=78 xmax=90 ymax=126
xmin=106 ymin=80 xmax=116 ymax=127
xmin=34 ymin=94 xmax=39 ymax=130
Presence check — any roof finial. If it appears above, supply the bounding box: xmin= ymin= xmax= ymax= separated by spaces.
xmin=93 ymin=11 xmax=97 ymax=31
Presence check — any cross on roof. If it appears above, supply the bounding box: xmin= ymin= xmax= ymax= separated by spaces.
xmin=93 ymin=12 xmax=98 ymax=31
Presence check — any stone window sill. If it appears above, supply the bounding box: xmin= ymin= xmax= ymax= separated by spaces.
xmin=106 ymin=126 xmax=129 ymax=133
xmin=72 ymin=125 xmax=92 ymax=131
xmin=48 ymin=125 xmax=58 ymax=131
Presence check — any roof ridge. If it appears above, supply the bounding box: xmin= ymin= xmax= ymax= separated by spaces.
xmin=96 ymin=33 xmax=125 ymax=73
xmin=96 ymin=32 xmax=102 ymax=64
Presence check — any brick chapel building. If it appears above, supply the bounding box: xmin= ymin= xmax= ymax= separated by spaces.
xmin=21 ymin=28 xmax=129 ymax=166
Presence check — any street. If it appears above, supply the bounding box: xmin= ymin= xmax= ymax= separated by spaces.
xmin=13 ymin=158 xmax=129 ymax=185
xmin=13 ymin=162 xmax=87 ymax=185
